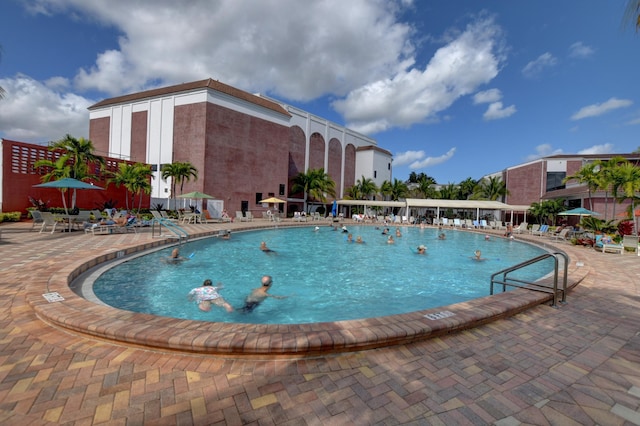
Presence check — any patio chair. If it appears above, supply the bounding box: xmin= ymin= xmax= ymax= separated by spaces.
xmin=594 ymin=235 xmax=624 ymax=254
xmin=528 ymin=224 xmax=540 ymax=234
xmin=532 ymin=224 xmax=550 ymax=236
xmin=245 ymin=211 xmax=254 ymax=222
xmin=30 ymin=210 xmax=44 ymax=231
xmin=551 ymin=228 xmax=571 ymax=242
xmin=622 ymin=235 xmax=639 ymax=255
xmin=513 ymin=222 xmax=528 ymax=234
xmin=39 ymin=212 xmax=60 ymax=234
xmin=453 ymin=218 xmax=462 ymax=228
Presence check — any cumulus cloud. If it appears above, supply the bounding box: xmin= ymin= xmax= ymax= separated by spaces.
xmin=333 ymin=15 xmax=507 ymax=134
xmin=568 ymin=41 xmax=594 ymax=58
xmin=29 ymin=0 xmax=416 ymax=101
xmin=571 ymin=97 xmax=633 ymax=120
xmin=522 ymin=52 xmax=557 ymax=78
xmin=525 ymin=144 xmax=563 ymax=161
xmin=578 ymin=143 xmax=614 ymax=155
xmin=0 ymin=75 xmax=92 ymax=142
xmin=394 ymin=147 xmax=456 ymax=169
xmin=473 ymin=88 xmax=516 ymax=120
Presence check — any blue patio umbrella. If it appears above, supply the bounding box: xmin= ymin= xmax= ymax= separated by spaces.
xmin=558 ymin=207 xmax=599 ymax=217
xmin=331 ymin=200 xmax=338 ymax=217
xmin=34 ymin=177 xmax=104 ymax=215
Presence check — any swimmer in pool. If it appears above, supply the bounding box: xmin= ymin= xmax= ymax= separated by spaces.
xmin=472 ymin=250 xmax=487 ymax=261
xmin=162 ymin=248 xmax=188 ymax=263
xmin=187 ymin=279 xmax=233 ymax=312
xmin=416 ymin=244 xmax=426 ymax=254
xmin=260 ymin=241 xmax=275 ymax=253
xmin=238 ymin=275 xmax=288 ymax=313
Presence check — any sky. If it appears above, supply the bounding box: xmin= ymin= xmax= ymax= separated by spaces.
xmin=1 ymin=0 xmax=639 ymax=184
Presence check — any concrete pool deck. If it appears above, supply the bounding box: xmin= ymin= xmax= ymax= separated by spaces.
xmin=0 ymin=219 xmax=638 ymax=424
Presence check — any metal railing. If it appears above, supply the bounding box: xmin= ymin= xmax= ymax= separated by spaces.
xmin=151 ymin=218 xmax=189 ymax=243
xmin=490 ymin=252 xmax=568 ymax=307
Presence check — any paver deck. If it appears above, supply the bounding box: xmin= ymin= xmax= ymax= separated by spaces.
xmin=0 ymin=219 xmax=638 ymax=425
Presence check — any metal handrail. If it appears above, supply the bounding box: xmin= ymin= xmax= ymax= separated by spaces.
xmin=490 ymin=252 xmax=568 ymax=307
xmin=151 ymin=218 xmax=189 ymax=243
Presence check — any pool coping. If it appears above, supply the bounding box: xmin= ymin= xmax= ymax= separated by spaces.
xmin=25 ymin=224 xmax=588 ymax=357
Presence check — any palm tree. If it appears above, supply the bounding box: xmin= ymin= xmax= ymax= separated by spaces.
xmin=290 ymin=168 xmax=336 ymax=212
xmin=355 ymin=176 xmax=377 ymax=200
xmin=623 ymin=0 xmax=640 ymax=31
xmin=161 ymin=162 xmax=198 ymax=208
xmin=34 ymin=134 xmax=105 ymax=209
xmin=439 ymin=183 xmax=460 ymax=200
xmin=379 ymin=180 xmax=392 ymax=200
xmin=108 ymin=163 xmax=154 ymax=211
xmin=458 ymin=177 xmax=478 ymax=200
xmin=471 ymin=176 xmax=508 ymax=201
xmin=563 ymin=162 xmax=600 ymax=210
xmin=596 ymin=157 xmax=627 ymax=220
xmin=616 ymin=161 xmax=640 ymax=233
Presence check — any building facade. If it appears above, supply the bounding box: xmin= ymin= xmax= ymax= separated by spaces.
xmin=88 ymin=79 xmax=391 ymax=217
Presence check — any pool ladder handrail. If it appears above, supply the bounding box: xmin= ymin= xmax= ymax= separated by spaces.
xmin=490 ymin=252 xmax=568 ymax=308
xmin=151 ymin=218 xmax=189 ymax=243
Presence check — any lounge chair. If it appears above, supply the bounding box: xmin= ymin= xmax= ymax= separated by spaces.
xmin=480 ymin=219 xmax=489 ymax=229
xmin=30 ymin=210 xmax=44 ymax=231
xmin=39 ymin=211 xmax=60 ymax=234
xmin=594 ymin=235 xmax=623 ymax=254
xmin=532 ymin=224 xmax=549 ymax=236
xmin=513 ymin=222 xmax=528 ymax=234
xmin=551 ymin=228 xmax=571 ymax=242
xmin=245 ymin=211 xmax=254 ymax=222
xmin=453 ymin=218 xmax=462 ymax=228
xmin=85 ymin=216 xmax=138 ymax=235
xmin=622 ymin=235 xmax=639 ymax=255
xmin=528 ymin=224 xmax=540 ymax=235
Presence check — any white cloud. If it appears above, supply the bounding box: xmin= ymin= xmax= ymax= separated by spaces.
xmin=578 ymin=143 xmax=614 ymax=155
xmin=394 ymin=147 xmax=456 ymax=169
xmin=522 ymin=52 xmax=557 ymax=78
xmin=0 ymin=75 xmax=92 ymax=142
xmin=525 ymin=144 xmax=563 ymax=161
xmin=568 ymin=41 xmax=595 ymax=58
xmin=571 ymin=97 xmax=633 ymax=120
xmin=31 ymin=0 xmax=416 ymax=101
xmin=473 ymin=88 xmax=502 ymax=104
xmin=333 ymin=15 xmax=507 ymax=134
xmin=483 ymin=101 xmax=516 ymax=120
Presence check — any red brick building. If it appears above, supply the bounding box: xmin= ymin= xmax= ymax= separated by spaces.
xmin=0 ymin=139 xmax=149 ymax=214
xmin=88 ymin=79 xmax=392 ymax=217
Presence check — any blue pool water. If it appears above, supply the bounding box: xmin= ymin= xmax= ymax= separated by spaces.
xmin=91 ymin=225 xmax=554 ymax=324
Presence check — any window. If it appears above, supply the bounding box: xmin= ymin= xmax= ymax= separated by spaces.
xmin=255 ymin=193 xmax=262 ymax=205
xmin=279 ymin=184 xmax=285 ymax=195
xmin=546 ymin=172 xmax=566 ymax=192
xmin=374 ymin=171 xmax=377 ymax=178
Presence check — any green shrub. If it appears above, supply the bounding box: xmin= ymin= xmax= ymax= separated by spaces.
xmin=0 ymin=212 xmax=22 ymax=222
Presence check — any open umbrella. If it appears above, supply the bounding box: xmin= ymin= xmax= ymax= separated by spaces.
xmin=33 ymin=177 xmax=104 ymax=215
xmin=177 ymin=191 xmax=215 ymax=211
xmin=558 ymin=207 xmax=600 ymax=217
xmin=259 ymin=197 xmax=286 ymax=204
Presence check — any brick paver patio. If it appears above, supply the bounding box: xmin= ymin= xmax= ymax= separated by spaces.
xmin=0 ymin=220 xmax=638 ymax=425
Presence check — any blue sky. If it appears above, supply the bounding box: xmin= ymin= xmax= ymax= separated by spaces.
xmin=1 ymin=0 xmax=639 ymax=184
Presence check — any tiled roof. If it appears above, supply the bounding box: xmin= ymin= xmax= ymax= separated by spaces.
xmin=88 ymin=78 xmax=291 ymax=117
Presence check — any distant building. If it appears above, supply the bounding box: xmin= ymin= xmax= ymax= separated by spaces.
xmin=88 ymin=78 xmax=392 ymax=217
xmin=499 ymin=153 xmax=640 ymax=221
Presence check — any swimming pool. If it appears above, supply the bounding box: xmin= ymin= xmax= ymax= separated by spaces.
xmin=89 ymin=225 xmax=554 ymax=324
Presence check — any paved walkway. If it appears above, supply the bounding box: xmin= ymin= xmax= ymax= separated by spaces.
xmin=0 ymin=220 xmax=638 ymax=425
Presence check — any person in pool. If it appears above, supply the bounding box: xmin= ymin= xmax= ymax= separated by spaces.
xmin=260 ymin=241 xmax=275 ymax=253
xmin=238 ymin=275 xmax=288 ymax=313
xmin=416 ymin=244 xmax=426 ymax=254
xmin=472 ymin=250 xmax=487 ymax=261
xmin=163 ymin=248 xmax=188 ymax=263
xmin=187 ymin=279 xmax=234 ymax=312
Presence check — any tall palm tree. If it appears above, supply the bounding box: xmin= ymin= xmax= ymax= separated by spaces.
xmin=471 ymin=176 xmax=509 ymax=201
xmin=34 ymin=134 xmax=105 ymax=209
xmin=161 ymin=162 xmax=198 ymax=208
xmin=616 ymin=161 xmax=640 ymax=232
xmin=563 ymin=162 xmax=600 ymax=210
xmin=108 ymin=163 xmax=154 ymax=211
xmin=439 ymin=183 xmax=461 ymax=200
xmin=291 ymin=168 xmax=336 ymax=212
xmin=623 ymin=0 xmax=640 ymax=31
xmin=354 ymin=176 xmax=377 ymax=200
xmin=596 ymin=157 xmax=627 ymax=220
xmin=458 ymin=177 xmax=478 ymax=200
